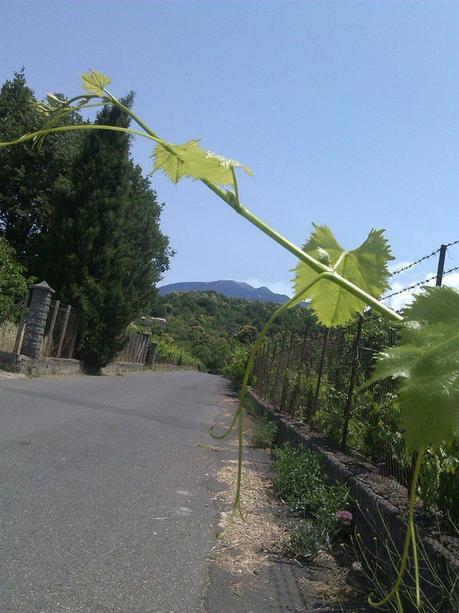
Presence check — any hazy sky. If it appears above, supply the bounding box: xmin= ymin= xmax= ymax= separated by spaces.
xmin=1 ymin=1 xmax=458 ymax=306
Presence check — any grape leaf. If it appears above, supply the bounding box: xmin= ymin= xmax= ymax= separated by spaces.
xmin=292 ymin=225 xmax=393 ymax=327
xmin=363 ymin=286 xmax=459 ymax=451
xmin=81 ymin=70 xmax=112 ymax=96
xmin=153 ymin=140 xmax=253 ymax=186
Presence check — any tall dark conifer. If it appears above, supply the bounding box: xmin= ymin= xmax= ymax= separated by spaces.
xmin=46 ymin=96 xmax=171 ymax=371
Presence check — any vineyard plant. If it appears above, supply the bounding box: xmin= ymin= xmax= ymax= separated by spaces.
xmin=1 ymin=70 xmax=458 ymax=611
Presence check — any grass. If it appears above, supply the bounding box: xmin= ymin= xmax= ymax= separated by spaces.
xmin=250 ymin=415 xmax=277 ymax=449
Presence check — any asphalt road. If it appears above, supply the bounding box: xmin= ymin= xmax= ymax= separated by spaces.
xmin=0 ymin=371 xmax=229 ymax=612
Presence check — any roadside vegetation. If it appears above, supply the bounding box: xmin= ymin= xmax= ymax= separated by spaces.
xmin=250 ymin=415 xmax=277 ymax=449
xmin=273 ymin=443 xmax=351 ymax=561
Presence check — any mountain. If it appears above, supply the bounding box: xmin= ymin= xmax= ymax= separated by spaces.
xmin=157 ymin=280 xmax=290 ymax=304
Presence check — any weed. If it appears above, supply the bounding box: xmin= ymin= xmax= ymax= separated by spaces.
xmin=273 ymin=443 xmax=351 ymax=560
xmin=250 ymin=416 xmax=277 ymax=449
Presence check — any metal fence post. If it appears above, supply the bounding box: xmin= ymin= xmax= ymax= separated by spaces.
xmin=259 ymin=340 xmax=270 ymax=393
xmin=264 ymin=340 xmax=277 ymax=401
xmin=307 ymin=328 xmax=329 ymax=422
xmin=289 ymin=324 xmax=310 ymax=416
xmin=272 ymin=331 xmax=287 ymax=407
xmin=340 ymin=316 xmax=364 ymax=449
xmin=280 ymin=331 xmax=295 ymax=412
xmin=436 ymin=244 xmax=447 ymax=286
xmin=408 ymin=244 xmax=447 ymax=495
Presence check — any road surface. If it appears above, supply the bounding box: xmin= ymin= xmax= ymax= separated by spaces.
xmin=0 ymin=371 xmax=229 ymax=612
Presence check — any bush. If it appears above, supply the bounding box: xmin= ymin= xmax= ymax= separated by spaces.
xmin=154 ymin=336 xmax=200 ymax=367
xmin=272 ymin=443 xmax=351 ymax=560
xmin=0 ymin=237 xmax=30 ymax=323
xmin=287 ymin=520 xmax=329 ymax=561
xmin=222 ymin=344 xmax=251 ymax=388
xmin=250 ymin=416 xmax=277 ymax=449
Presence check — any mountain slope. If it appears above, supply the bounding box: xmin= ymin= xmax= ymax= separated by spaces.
xmin=158 ymin=280 xmax=290 ymax=304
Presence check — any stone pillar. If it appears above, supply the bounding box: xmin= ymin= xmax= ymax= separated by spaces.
xmin=21 ymin=281 xmax=55 ymax=359
xmin=146 ymin=341 xmax=157 ymax=367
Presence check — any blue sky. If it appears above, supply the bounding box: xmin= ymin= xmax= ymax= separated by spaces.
xmin=1 ymin=1 xmax=458 ymax=304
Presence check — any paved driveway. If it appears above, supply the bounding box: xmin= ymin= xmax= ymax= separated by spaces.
xmin=0 ymin=371 xmax=228 ymax=612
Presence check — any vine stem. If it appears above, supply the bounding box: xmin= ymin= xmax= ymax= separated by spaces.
xmin=211 ymin=277 xmax=322 ymax=536
xmin=369 ymin=447 xmax=425 ymax=611
xmin=0 ymin=86 xmax=402 ymax=324
xmin=0 ymin=123 xmax=159 ymax=148
xmin=101 ymin=91 xmax=403 ymax=325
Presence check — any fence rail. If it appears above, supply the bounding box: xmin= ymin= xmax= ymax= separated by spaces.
xmin=115 ymin=333 xmax=150 ymax=365
xmin=42 ymin=300 xmax=78 ymax=358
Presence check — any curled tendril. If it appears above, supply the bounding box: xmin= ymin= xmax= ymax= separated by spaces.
xmin=368 ymin=447 xmax=425 ymax=612
xmin=212 ymin=278 xmax=322 ymax=538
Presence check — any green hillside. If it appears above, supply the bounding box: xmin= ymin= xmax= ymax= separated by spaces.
xmin=152 ymin=290 xmax=315 ymax=372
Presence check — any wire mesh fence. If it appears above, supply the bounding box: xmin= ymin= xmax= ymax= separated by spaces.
xmin=253 ymin=314 xmax=413 ymax=493
xmin=252 ymin=240 xmax=459 ymax=521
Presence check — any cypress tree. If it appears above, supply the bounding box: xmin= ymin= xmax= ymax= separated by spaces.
xmin=46 ymin=96 xmax=171 ymax=372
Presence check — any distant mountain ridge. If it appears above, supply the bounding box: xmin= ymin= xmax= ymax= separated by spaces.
xmin=158 ymin=280 xmax=290 ymax=304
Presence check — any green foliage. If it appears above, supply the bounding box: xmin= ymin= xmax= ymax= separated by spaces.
xmin=365 ymin=286 xmax=459 ymax=451
xmin=81 ymin=70 xmax=112 ymax=96
xmin=156 ymin=290 xmax=315 ymax=373
xmin=223 ymin=345 xmax=250 ymax=388
xmin=0 ymin=70 xmax=83 ymax=270
xmin=287 ymin=521 xmax=329 ymax=561
xmin=273 ymin=443 xmax=351 ymax=560
xmin=250 ymin=416 xmax=277 ymax=449
xmin=44 ymin=98 xmax=171 ymax=371
xmin=420 ymin=445 xmax=459 ymax=523
xmin=292 ymin=225 xmax=393 ymax=327
xmin=235 ymin=323 xmax=258 ymax=345
xmin=153 ymin=139 xmax=253 ymax=186
xmin=273 ymin=443 xmax=350 ymax=518
xmin=154 ymin=335 xmax=199 ymax=367
xmin=0 ymin=237 xmax=30 ymax=322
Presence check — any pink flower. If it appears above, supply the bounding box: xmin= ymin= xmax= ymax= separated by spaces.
xmin=335 ymin=510 xmax=353 ymax=523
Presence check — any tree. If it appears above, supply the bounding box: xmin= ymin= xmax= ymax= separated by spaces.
xmin=0 ymin=70 xmax=82 ymax=272
xmin=123 ymin=165 xmax=173 ymax=316
xmin=44 ymin=96 xmax=171 ymax=371
xmin=0 ymin=237 xmax=30 ymax=322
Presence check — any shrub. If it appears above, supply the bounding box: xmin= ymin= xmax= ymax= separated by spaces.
xmin=250 ymin=416 xmax=277 ymax=449
xmin=222 ymin=344 xmax=251 ymax=388
xmin=0 ymin=237 xmax=30 ymax=323
xmin=272 ymin=443 xmax=351 ymax=560
xmin=154 ymin=336 xmax=200 ymax=367
xmin=287 ymin=520 xmax=329 ymax=561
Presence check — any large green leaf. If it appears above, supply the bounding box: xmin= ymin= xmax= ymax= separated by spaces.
xmin=81 ymin=70 xmax=112 ymax=96
xmin=364 ymin=286 xmax=459 ymax=451
xmin=153 ymin=139 xmax=253 ymax=186
xmin=292 ymin=225 xmax=393 ymax=327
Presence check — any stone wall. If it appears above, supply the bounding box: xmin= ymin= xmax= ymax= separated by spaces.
xmin=248 ymin=389 xmax=459 ymax=610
